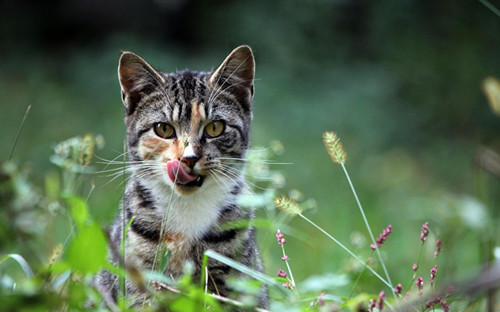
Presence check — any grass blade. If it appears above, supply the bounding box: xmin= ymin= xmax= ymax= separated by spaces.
xmin=8 ymin=105 xmax=32 ymax=161
xmin=0 ymin=253 xmax=34 ymax=278
xmin=204 ymin=249 xmax=289 ymax=297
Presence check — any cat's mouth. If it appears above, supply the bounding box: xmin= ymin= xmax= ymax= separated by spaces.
xmin=166 ymin=160 xmax=205 ymax=188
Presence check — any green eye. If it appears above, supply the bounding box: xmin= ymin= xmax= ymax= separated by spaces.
xmin=154 ymin=122 xmax=176 ymax=139
xmin=204 ymin=121 xmax=225 ymax=138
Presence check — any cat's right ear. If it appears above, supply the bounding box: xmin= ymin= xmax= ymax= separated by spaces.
xmin=118 ymin=52 xmax=165 ymax=115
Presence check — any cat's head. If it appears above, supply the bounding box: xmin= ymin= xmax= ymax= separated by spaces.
xmin=118 ymin=46 xmax=255 ymax=195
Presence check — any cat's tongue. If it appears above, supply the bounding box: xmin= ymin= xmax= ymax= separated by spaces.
xmin=166 ymin=160 xmax=198 ymax=185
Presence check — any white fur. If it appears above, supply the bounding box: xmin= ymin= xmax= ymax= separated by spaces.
xmin=141 ymin=166 xmax=233 ymax=241
xmin=183 ymin=144 xmax=196 ymax=158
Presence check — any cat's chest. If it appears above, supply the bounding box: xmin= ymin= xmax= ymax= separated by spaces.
xmin=148 ymin=182 xmax=229 ymax=241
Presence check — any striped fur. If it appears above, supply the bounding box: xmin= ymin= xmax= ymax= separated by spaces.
xmin=94 ymin=46 xmax=269 ymax=309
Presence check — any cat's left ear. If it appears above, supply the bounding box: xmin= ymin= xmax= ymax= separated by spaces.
xmin=209 ymin=45 xmax=255 ymax=110
xmin=118 ymin=52 xmax=165 ymax=115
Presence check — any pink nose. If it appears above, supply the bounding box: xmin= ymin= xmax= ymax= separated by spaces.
xmin=181 ymin=155 xmax=199 ymax=168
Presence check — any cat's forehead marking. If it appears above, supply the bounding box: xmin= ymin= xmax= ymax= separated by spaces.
xmin=172 ymin=105 xmax=180 ymax=122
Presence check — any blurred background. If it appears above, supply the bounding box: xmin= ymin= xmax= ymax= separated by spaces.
xmin=1 ymin=0 xmax=499 ymax=302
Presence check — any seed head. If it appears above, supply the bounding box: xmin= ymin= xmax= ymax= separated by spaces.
xmin=482 ymin=77 xmax=500 ymax=116
xmin=322 ymin=131 xmax=347 ymax=165
xmin=274 ymin=196 xmax=303 ymax=216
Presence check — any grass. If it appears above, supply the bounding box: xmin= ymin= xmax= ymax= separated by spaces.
xmin=0 ymin=124 xmax=498 ymax=311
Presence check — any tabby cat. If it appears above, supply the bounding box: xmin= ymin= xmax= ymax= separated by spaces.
xmin=94 ymin=45 xmax=269 ymax=309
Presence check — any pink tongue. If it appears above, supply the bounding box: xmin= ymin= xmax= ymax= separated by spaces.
xmin=166 ymin=160 xmax=198 ymax=185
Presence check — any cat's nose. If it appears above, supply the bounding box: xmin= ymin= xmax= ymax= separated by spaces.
xmin=181 ymin=155 xmax=199 ymax=169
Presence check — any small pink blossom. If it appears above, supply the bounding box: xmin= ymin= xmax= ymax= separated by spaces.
xmin=420 ymin=222 xmax=430 ymax=242
xmin=441 ymin=301 xmax=450 ymax=312
xmin=394 ymin=283 xmax=403 ymax=295
xmin=318 ymin=292 xmax=326 ymax=306
xmin=376 ymin=291 xmax=385 ymax=310
xmin=282 ymin=282 xmax=292 ymax=289
xmin=430 ymin=265 xmax=438 ymax=284
xmin=369 ymin=298 xmax=376 ymax=312
xmin=434 ymin=239 xmax=442 ymax=258
xmin=277 ymin=269 xmax=287 ymax=278
xmin=416 ymin=276 xmax=424 ymax=292
xmin=281 ymin=255 xmax=288 ymax=261
xmin=413 ymin=264 xmax=418 ymax=271
xmin=371 ymin=224 xmax=392 ymax=250
xmin=276 ymin=229 xmax=286 ymax=245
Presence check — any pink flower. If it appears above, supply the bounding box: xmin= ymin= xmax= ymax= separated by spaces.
xmin=282 ymin=282 xmax=292 ymax=289
xmin=394 ymin=283 xmax=403 ymax=295
xmin=430 ymin=265 xmax=438 ymax=284
xmin=281 ymin=255 xmax=288 ymax=261
xmin=416 ymin=277 xmax=424 ymax=292
xmin=420 ymin=222 xmax=430 ymax=242
xmin=441 ymin=301 xmax=450 ymax=312
xmin=318 ymin=292 xmax=326 ymax=306
xmin=371 ymin=224 xmax=392 ymax=250
xmin=276 ymin=229 xmax=286 ymax=245
xmin=369 ymin=298 xmax=376 ymax=312
xmin=434 ymin=239 xmax=442 ymax=258
xmin=413 ymin=264 xmax=418 ymax=271
xmin=277 ymin=269 xmax=287 ymax=278
xmin=376 ymin=291 xmax=385 ymax=310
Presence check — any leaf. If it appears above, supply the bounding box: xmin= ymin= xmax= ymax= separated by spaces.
xmin=0 ymin=254 xmax=33 ymax=278
xmin=66 ymin=222 xmax=107 ymax=274
xmin=66 ymin=196 xmax=88 ymax=228
xmin=298 ymin=273 xmax=349 ymax=293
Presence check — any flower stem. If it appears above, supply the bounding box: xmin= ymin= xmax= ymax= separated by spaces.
xmin=299 ymin=214 xmax=392 ymax=289
xmin=341 ymin=164 xmax=394 ymax=295
xmin=281 ymin=244 xmax=295 ymax=287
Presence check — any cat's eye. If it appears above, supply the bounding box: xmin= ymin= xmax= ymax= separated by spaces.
xmin=204 ymin=121 xmax=225 ymax=138
xmin=154 ymin=122 xmax=176 ymax=139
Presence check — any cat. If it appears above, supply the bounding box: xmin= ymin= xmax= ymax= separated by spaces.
xmin=94 ymin=45 xmax=269 ymax=309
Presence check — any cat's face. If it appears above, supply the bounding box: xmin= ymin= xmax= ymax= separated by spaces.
xmin=119 ymin=46 xmax=255 ymax=195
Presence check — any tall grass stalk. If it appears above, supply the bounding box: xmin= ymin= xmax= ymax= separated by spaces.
xmin=323 ymin=131 xmax=394 ymax=295
xmin=281 ymin=244 xmax=296 ymax=288
xmin=479 ymin=0 xmax=500 ymax=17
xmin=341 ymin=163 xmax=394 ymax=293
xmin=298 ymin=214 xmax=392 ymax=289
xmin=8 ymin=105 xmax=31 ymax=161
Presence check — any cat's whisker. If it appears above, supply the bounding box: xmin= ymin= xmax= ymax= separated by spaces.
xmin=208 ymin=171 xmax=225 ymax=191
xmin=216 ymin=166 xmax=271 ymax=192
xmin=217 ymin=157 xmax=292 ymax=165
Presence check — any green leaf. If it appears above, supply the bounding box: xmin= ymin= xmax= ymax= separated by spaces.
xmin=0 ymin=254 xmax=33 ymax=278
xmin=66 ymin=222 xmax=107 ymax=274
xmin=66 ymin=196 xmax=88 ymax=228
xmin=298 ymin=273 xmax=349 ymax=293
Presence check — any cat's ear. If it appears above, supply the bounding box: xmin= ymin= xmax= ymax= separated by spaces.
xmin=209 ymin=45 xmax=255 ymax=109
xmin=118 ymin=52 xmax=165 ymax=115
